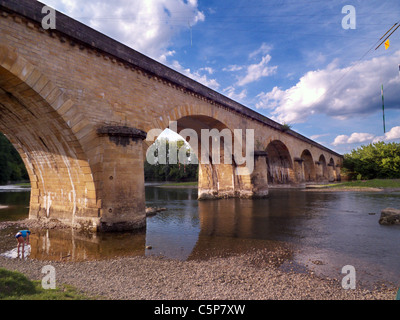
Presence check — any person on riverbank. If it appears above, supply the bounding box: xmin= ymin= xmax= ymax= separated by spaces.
xmin=15 ymin=230 xmax=30 ymax=259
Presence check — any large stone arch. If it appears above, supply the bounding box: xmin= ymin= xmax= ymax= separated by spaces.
xmin=145 ymin=107 xmax=259 ymax=199
xmin=0 ymin=44 xmax=98 ymax=229
xmin=266 ymin=140 xmax=294 ymax=184
xmin=301 ymin=149 xmax=316 ymax=182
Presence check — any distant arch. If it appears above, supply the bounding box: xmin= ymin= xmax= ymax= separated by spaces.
xmin=328 ymin=157 xmax=336 ymax=182
xmin=301 ymin=150 xmax=316 ymax=182
xmin=317 ymin=154 xmax=328 ymax=181
xmin=266 ymin=140 xmax=294 ymax=184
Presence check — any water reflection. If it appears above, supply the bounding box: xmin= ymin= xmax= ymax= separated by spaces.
xmin=28 ymin=229 xmax=146 ymax=261
xmin=0 ymin=189 xmax=30 ymax=221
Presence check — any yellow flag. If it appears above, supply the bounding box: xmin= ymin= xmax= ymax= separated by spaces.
xmin=385 ymin=39 xmax=390 ymax=50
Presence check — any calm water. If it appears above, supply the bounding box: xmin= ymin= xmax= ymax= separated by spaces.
xmin=0 ymin=184 xmax=400 ymax=286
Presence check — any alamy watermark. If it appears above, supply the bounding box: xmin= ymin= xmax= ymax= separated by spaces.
xmin=41 ymin=5 xmax=56 ymax=30
xmin=41 ymin=265 xmax=56 ymax=290
xmin=341 ymin=265 xmax=356 ymax=290
xmin=342 ymin=5 xmax=356 ymax=30
xmin=146 ymin=121 xmax=255 ymax=175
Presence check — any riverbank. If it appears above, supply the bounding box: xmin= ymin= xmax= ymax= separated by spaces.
xmin=1 ymin=215 xmax=398 ymax=300
xmin=0 ymin=218 xmax=398 ymax=300
xmin=155 ymin=181 xmax=198 ymax=188
xmin=0 ymin=247 xmax=396 ymax=300
xmin=305 ymin=179 xmax=400 ymax=192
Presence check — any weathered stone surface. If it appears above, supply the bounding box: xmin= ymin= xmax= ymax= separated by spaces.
xmin=379 ymin=208 xmax=400 ymax=225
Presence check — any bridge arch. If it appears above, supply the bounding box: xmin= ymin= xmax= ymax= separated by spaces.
xmin=145 ymin=110 xmax=258 ymax=199
xmin=301 ymin=149 xmax=316 ymax=182
xmin=328 ymin=157 xmax=336 ymax=182
xmin=266 ymin=140 xmax=294 ymax=184
xmin=317 ymin=154 xmax=329 ymax=181
xmin=0 ymin=44 xmax=98 ymax=229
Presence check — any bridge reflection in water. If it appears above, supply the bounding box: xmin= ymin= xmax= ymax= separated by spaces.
xmin=29 ymin=229 xmax=146 ymax=261
xmin=25 ymin=186 xmax=313 ymax=262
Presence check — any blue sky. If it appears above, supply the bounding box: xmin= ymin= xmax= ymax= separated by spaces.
xmin=41 ymin=0 xmax=400 ymax=154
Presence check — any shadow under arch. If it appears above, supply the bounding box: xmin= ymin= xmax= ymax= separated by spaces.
xmin=328 ymin=157 xmax=336 ymax=182
xmin=266 ymin=140 xmax=294 ymax=185
xmin=317 ymin=154 xmax=329 ymax=181
xmin=301 ymin=149 xmax=316 ymax=182
xmin=0 ymin=44 xmax=98 ymax=228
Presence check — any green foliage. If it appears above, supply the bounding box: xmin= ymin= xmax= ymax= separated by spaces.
xmin=0 ymin=268 xmax=36 ymax=299
xmin=145 ymin=138 xmax=199 ymax=182
xmin=0 ymin=268 xmax=91 ymax=300
xmin=343 ymin=142 xmax=400 ymax=180
xmin=0 ymin=133 xmax=29 ymax=184
xmin=281 ymin=123 xmax=292 ymax=132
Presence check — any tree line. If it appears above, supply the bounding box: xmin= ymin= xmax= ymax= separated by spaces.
xmin=343 ymin=141 xmax=400 ymax=180
xmin=144 ymin=138 xmax=198 ymax=182
xmin=0 ymin=133 xmax=29 ymax=184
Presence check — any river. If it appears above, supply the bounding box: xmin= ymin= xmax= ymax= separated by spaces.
xmin=0 ymin=183 xmax=399 ymax=287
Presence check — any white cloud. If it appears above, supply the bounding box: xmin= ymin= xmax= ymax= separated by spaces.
xmin=249 ymin=43 xmax=272 ymax=59
xmin=256 ymin=51 xmax=400 ymax=124
xmin=223 ymin=86 xmax=247 ymax=102
xmin=384 ymin=126 xmax=400 ymax=140
xmin=199 ymin=67 xmax=214 ymax=75
xmin=333 ymin=126 xmax=400 ymax=146
xmin=310 ymin=133 xmax=329 ymax=140
xmin=223 ymin=65 xmax=243 ymax=72
xmin=237 ymin=54 xmax=277 ymax=86
xmin=333 ymin=132 xmax=375 ymax=146
xmin=373 ymin=126 xmax=400 ymax=143
xmin=170 ymin=60 xmax=220 ymax=90
xmin=43 ymin=0 xmax=205 ymax=61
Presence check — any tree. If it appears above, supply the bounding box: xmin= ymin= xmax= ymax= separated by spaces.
xmin=0 ymin=133 xmax=29 ymax=184
xmin=144 ymin=137 xmax=198 ymax=182
xmin=343 ymin=142 xmax=400 ymax=179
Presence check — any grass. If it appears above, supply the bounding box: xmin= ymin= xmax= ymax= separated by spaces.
xmin=0 ymin=268 xmax=91 ymax=300
xmin=162 ymin=181 xmax=198 ymax=187
xmin=320 ymin=179 xmax=400 ymax=189
xmin=15 ymin=182 xmax=31 ymax=187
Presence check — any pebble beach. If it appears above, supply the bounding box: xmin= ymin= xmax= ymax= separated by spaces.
xmin=0 ymin=233 xmax=397 ymax=300
xmin=0 ymin=218 xmax=398 ymax=300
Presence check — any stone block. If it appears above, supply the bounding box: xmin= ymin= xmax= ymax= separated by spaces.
xmin=379 ymin=208 xmax=400 ymax=225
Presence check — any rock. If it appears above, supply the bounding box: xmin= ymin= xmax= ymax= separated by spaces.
xmin=145 ymin=207 xmax=167 ymax=217
xmin=379 ymin=208 xmax=400 ymax=225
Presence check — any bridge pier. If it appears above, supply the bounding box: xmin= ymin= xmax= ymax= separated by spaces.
xmin=198 ymin=151 xmax=269 ymax=200
xmin=247 ymin=151 xmax=269 ymax=197
xmin=96 ymin=126 xmax=147 ymax=232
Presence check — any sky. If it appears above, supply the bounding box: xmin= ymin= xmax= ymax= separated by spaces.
xmin=40 ymin=0 xmax=400 ymax=154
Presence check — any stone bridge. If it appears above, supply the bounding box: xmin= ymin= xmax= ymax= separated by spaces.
xmin=0 ymin=0 xmax=342 ymax=232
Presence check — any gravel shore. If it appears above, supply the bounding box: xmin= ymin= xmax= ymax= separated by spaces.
xmin=0 ymin=248 xmax=397 ymax=300
xmin=0 ymin=218 xmax=397 ymax=300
